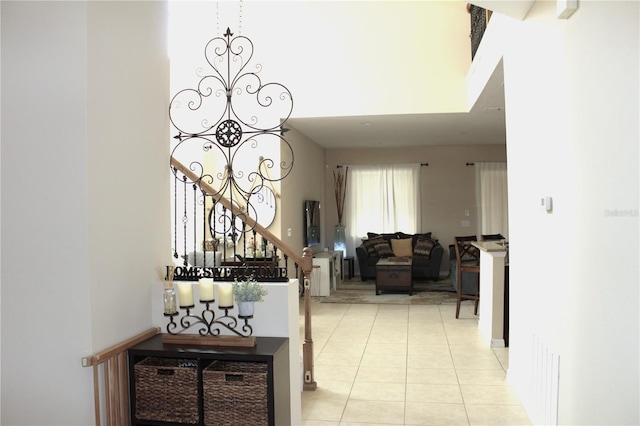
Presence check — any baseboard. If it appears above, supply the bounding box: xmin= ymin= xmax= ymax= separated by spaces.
xmin=491 ymin=338 xmax=506 ymax=348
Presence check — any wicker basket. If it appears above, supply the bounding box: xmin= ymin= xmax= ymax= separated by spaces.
xmin=203 ymin=360 xmax=268 ymax=426
xmin=134 ymin=357 xmax=199 ymax=424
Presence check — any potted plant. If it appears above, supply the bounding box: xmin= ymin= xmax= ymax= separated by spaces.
xmin=232 ymin=276 xmax=268 ymax=317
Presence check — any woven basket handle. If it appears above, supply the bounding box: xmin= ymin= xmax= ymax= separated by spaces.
xmin=225 ymin=374 xmax=244 ymax=382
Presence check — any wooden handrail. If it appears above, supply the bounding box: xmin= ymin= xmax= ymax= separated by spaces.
xmin=82 ymin=327 xmax=161 ymax=367
xmin=171 ymin=158 xmax=317 ymax=393
xmin=300 ymin=247 xmax=317 ymax=390
xmin=171 ymin=158 xmax=303 ymax=266
xmin=82 ymin=327 xmax=161 ymax=426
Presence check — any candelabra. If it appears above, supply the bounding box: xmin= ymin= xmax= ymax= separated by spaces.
xmin=164 ymin=301 xmax=253 ymax=337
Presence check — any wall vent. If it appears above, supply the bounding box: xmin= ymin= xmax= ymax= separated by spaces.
xmin=532 ymin=335 xmax=560 ymax=425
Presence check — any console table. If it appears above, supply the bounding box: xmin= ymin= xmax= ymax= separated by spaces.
xmin=128 ymin=334 xmax=290 ymax=426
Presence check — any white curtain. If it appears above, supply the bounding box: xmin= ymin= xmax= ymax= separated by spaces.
xmin=344 ymin=163 xmax=421 ymax=257
xmin=475 ymin=162 xmax=509 ymax=239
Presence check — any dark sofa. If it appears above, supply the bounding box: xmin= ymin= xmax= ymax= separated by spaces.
xmin=355 ymin=232 xmax=444 ymax=281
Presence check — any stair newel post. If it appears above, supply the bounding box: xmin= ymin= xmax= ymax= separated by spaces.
xmin=301 ymin=247 xmax=317 ymax=391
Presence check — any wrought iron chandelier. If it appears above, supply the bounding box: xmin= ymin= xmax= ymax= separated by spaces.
xmin=169 ymin=27 xmax=294 ymax=248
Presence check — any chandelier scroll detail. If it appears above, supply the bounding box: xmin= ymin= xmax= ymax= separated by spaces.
xmin=169 ymin=28 xmax=294 ymax=253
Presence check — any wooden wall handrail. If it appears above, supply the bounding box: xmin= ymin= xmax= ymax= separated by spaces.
xmin=171 ymin=158 xmax=304 ymax=266
xmin=82 ymin=327 xmax=160 ymax=367
xmin=83 ymin=327 xmax=161 ymax=426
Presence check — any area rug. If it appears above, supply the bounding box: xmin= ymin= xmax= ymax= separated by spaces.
xmin=320 ymin=278 xmax=458 ymax=305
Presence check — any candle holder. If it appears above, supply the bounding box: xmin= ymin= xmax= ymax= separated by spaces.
xmin=165 ymin=301 xmax=253 ymax=337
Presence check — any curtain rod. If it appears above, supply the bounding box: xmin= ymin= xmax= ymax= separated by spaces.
xmin=467 ymin=162 xmax=508 ymax=166
xmin=336 ymin=163 xmax=429 ymax=168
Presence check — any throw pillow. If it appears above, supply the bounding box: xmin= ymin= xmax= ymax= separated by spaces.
xmin=363 ymin=235 xmax=385 ymax=255
xmin=374 ymin=242 xmax=394 ymax=257
xmin=407 ymin=232 xmax=432 ymax=247
xmin=414 ymin=238 xmax=436 ymax=257
xmin=391 ymin=238 xmax=413 ymax=257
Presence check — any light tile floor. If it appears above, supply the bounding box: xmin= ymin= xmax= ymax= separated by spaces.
xmin=299 ymin=298 xmax=531 ymax=426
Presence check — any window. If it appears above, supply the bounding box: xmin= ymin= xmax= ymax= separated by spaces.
xmin=344 ymin=164 xmax=421 ymax=256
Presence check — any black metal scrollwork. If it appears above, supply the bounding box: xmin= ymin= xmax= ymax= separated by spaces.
xmin=170 ymin=28 xmax=294 ymax=276
xmin=166 ymin=303 xmax=253 ymax=337
xmin=469 ymin=4 xmax=487 ymax=59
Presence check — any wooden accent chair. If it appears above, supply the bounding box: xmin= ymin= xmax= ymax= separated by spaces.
xmin=454 ymin=236 xmax=481 ymax=319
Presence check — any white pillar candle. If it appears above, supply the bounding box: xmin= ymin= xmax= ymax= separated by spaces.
xmin=178 ymin=283 xmax=194 ymax=307
xmin=218 ymin=282 xmax=233 ymax=307
xmin=199 ymin=278 xmax=214 ymax=302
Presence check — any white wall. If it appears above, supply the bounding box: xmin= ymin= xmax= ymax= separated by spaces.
xmin=1 ymin=3 xmax=94 ymax=423
xmin=497 ymin=2 xmax=639 ymax=424
xmin=169 ymin=1 xmax=471 ymax=119
xmin=280 ymin=126 xmax=327 ymax=259
xmin=1 ymin=1 xmax=169 ymax=424
xmin=86 ymin=1 xmax=171 ymax=350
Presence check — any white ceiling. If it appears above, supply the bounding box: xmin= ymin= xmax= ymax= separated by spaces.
xmin=284 ymin=1 xmax=518 ymax=150
xmin=169 ymin=1 xmax=510 ymax=150
xmin=287 ymin=51 xmax=506 ymax=149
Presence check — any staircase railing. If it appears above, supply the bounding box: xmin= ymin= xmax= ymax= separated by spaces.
xmin=468 ymin=3 xmax=492 ymax=59
xmin=83 ymin=155 xmax=318 ymax=422
xmin=171 ymin=157 xmax=303 ymax=267
xmin=171 ymin=157 xmax=302 ymax=281
xmin=171 ymin=157 xmax=318 ymax=390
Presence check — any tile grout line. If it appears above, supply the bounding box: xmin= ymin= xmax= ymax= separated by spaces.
xmin=441 ymin=303 xmax=473 ymax=426
xmin=339 ymin=302 xmax=379 ymax=424
xmin=403 ymin=305 xmax=411 ymax=425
